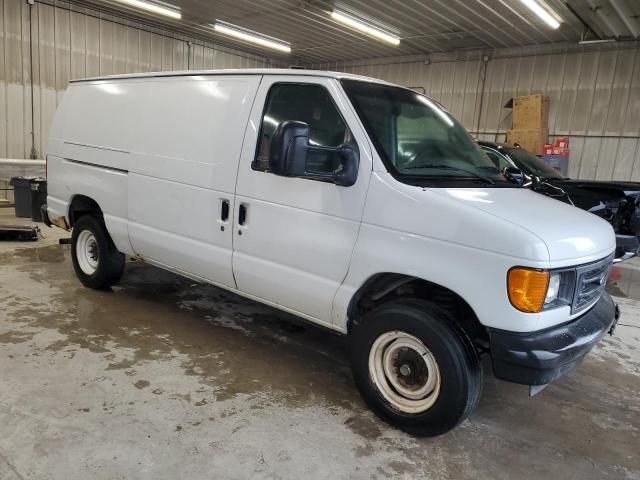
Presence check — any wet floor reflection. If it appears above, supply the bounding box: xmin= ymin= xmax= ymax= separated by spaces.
xmin=607 ymin=260 xmax=640 ymax=300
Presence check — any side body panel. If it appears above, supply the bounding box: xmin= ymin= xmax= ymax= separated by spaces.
xmin=48 ymin=75 xmax=261 ymax=288
xmin=126 ymin=76 xmax=260 ymax=288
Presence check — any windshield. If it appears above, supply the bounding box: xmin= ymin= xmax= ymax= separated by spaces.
xmin=505 ymin=147 xmax=564 ymax=179
xmin=341 ymin=80 xmax=508 ymax=186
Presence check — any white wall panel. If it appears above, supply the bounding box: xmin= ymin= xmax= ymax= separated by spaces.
xmin=3 ymin=0 xmax=28 ymax=159
xmin=0 ymin=1 xmax=6 ymax=161
xmin=0 ymin=0 xmax=276 ymax=162
xmin=313 ymin=44 xmax=640 ymax=181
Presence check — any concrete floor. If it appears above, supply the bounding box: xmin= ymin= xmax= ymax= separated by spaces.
xmin=0 ymin=212 xmax=639 ymax=479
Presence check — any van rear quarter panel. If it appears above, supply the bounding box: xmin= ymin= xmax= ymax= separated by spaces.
xmin=47 ymin=156 xmax=132 ymax=255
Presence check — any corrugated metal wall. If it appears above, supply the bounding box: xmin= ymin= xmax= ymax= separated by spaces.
xmin=3 ymin=0 xmax=639 ymax=182
xmin=314 ymin=45 xmax=640 ymax=181
xmin=0 ymin=0 xmax=276 ymax=162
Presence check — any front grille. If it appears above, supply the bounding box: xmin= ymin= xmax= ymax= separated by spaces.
xmin=572 ymin=255 xmax=613 ymax=314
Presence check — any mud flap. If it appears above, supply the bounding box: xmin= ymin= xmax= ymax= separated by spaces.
xmin=609 ymin=304 xmax=620 ymax=336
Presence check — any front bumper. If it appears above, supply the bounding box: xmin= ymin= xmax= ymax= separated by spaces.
xmin=488 ymin=293 xmax=619 ymax=386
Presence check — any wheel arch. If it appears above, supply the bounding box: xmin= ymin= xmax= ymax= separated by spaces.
xmin=68 ymin=194 xmax=103 ymax=226
xmin=347 ymin=272 xmax=489 ymax=347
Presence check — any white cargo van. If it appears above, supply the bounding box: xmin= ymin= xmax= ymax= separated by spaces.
xmin=44 ymin=69 xmax=619 ymax=436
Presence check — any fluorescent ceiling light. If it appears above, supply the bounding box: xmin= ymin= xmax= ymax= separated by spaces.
xmin=115 ymin=0 xmax=181 ymax=19
xmin=331 ymin=10 xmax=400 ymax=46
xmin=519 ymin=0 xmax=561 ymax=29
xmin=213 ymin=22 xmax=291 ymax=53
xmin=578 ymin=38 xmax=616 ymax=45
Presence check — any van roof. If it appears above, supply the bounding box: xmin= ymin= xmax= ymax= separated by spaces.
xmin=69 ymin=68 xmax=395 ymax=85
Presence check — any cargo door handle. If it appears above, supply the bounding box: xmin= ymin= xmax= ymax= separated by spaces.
xmin=238 ymin=204 xmax=247 ymax=226
xmin=220 ymin=200 xmax=230 ymax=222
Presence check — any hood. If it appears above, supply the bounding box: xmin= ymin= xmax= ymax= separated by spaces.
xmin=426 ymin=186 xmax=615 ymax=264
xmin=364 ymin=173 xmax=616 ymax=265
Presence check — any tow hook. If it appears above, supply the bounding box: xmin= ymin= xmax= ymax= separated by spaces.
xmin=609 ymin=304 xmax=621 ymax=336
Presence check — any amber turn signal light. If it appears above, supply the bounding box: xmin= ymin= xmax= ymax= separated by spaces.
xmin=507 ymin=268 xmax=550 ymax=313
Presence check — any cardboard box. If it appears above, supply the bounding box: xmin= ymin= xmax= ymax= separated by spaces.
xmin=546 ymin=146 xmax=570 ymax=156
xmin=506 ymin=128 xmax=549 ymax=155
xmin=511 ymin=95 xmax=549 ymax=130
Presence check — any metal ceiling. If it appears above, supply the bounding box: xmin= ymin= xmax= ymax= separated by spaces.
xmin=84 ymin=0 xmax=640 ymax=63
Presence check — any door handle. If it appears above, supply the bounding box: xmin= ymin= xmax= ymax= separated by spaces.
xmin=220 ymin=200 xmax=230 ymax=222
xmin=238 ymin=204 xmax=247 ymax=226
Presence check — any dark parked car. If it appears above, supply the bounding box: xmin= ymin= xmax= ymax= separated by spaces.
xmin=479 ymin=141 xmax=640 ymax=261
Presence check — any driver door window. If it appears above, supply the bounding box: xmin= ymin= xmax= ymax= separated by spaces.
xmin=254 ymin=83 xmax=352 ymax=174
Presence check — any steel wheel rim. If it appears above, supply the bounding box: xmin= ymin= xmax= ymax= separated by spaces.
xmin=76 ymin=230 xmax=99 ymax=275
xmin=369 ymin=331 xmax=441 ymax=413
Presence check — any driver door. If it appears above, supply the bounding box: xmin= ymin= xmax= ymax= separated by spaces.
xmin=232 ymin=76 xmax=373 ymax=326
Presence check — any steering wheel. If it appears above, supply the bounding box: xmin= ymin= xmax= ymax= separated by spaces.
xmin=405 ymin=139 xmax=451 ymax=167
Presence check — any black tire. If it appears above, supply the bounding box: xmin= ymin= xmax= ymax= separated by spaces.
xmin=71 ymin=215 xmax=125 ymax=289
xmin=350 ymin=299 xmax=482 ymax=437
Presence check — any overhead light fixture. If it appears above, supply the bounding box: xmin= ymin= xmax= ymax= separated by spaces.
xmin=115 ymin=0 xmax=181 ymax=20
xmin=578 ymin=38 xmax=617 ymax=45
xmin=519 ymin=0 xmax=561 ymax=29
xmin=331 ymin=10 xmax=400 ymax=46
xmin=213 ymin=21 xmax=291 ymax=53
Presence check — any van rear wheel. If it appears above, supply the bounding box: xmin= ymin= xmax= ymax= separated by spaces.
xmin=350 ymin=299 xmax=482 ymax=437
xmin=71 ymin=215 xmax=125 ymax=289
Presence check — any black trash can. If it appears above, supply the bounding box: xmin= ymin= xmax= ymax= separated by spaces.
xmin=9 ymin=176 xmax=47 ymax=221
xmin=9 ymin=176 xmax=34 ymax=218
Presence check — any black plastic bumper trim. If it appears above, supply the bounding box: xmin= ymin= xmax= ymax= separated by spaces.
xmin=488 ymin=292 xmax=618 ymax=386
xmin=41 ymin=204 xmax=52 ymax=227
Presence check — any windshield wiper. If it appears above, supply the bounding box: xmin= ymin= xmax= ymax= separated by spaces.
xmin=401 ymin=164 xmax=495 ymax=186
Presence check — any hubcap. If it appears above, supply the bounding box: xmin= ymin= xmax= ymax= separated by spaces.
xmin=76 ymin=230 xmax=99 ymax=275
xmin=369 ymin=331 xmax=441 ymax=413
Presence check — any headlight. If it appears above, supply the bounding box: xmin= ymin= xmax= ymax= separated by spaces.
xmin=508 ymin=268 xmax=575 ymax=313
xmin=544 ymin=272 xmax=561 ymax=304
xmin=543 ymin=270 xmax=575 ymax=310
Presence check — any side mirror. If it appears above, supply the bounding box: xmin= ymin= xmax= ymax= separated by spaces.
xmin=269 ymin=120 xmax=359 ymax=187
xmin=503 ymin=166 xmax=524 ymax=185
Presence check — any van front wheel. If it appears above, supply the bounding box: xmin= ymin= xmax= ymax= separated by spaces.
xmin=71 ymin=215 xmax=125 ymax=289
xmin=350 ymin=299 xmax=482 ymax=437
